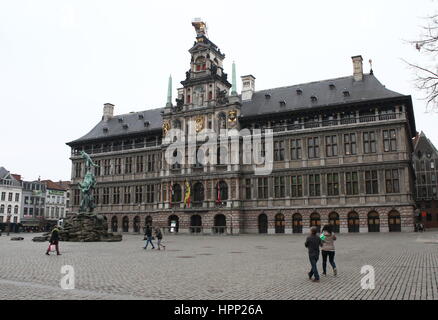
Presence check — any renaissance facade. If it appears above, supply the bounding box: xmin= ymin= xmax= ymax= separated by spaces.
xmin=67 ymin=21 xmax=417 ymax=234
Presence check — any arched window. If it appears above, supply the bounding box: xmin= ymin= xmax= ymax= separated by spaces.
xmin=190 ymin=215 xmax=202 ymax=233
xmin=0 ymin=205 xmax=4 ymax=213
xmin=195 ymin=56 xmax=206 ymax=71
xmin=193 ymin=182 xmax=204 ymax=206
xmin=168 ymin=215 xmax=179 ymax=233
xmin=348 ymin=212 xmax=360 ymax=233
xmin=122 ymin=216 xmax=129 ymax=232
xmin=145 ymin=215 xmax=153 ymax=227
xmin=388 ymin=210 xmax=401 ymax=232
xmin=173 ymin=119 xmax=182 ymax=129
xmin=214 ymin=214 xmax=226 ymax=234
xmin=328 ymin=212 xmax=340 ymax=233
xmin=7 ymin=205 xmax=11 ymax=214
xmin=111 ymin=216 xmax=118 ymax=232
xmin=133 ymin=216 xmax=140 ymax=233
xmin=275 ymin=213 xmax=285 ymax=234
xmin=14 ymin=205 xmax=18 ymax=214
xmin=292 ymin=213 xmax=303 ymax=234
xmin=310 ymin=212 xmax=321 ymax=232
xmin=368 ymin=211 xmax=380 ymax=233
xmin=172 ymin=184 xmax=182 ymax=202
xmin=258 ymin=213 xmax=268 ymax=234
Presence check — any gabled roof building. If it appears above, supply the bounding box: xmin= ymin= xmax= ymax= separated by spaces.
xmin=67 ymin=21 xmax=417 ymax=234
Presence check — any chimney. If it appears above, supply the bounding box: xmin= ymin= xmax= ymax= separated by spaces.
xmin=241 ymin=75 xmax=256 ymax=101
xmin=103 ymin=103 xmax=114 ymax=121
xmin=352 ymin=55 xmax=363 ymax=81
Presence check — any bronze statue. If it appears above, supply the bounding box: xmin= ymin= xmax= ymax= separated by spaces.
xmin=79 ymin=151 xmax=99 ymax=213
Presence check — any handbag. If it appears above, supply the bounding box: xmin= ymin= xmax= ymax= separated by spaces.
xmin=49 ymin=244 xmax=56 ymax=252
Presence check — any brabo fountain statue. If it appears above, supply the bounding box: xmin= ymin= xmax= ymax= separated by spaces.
xmin=33 ymin=151 xmax=122 ymax=242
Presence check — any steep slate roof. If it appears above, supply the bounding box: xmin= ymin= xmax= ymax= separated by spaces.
xmin=0 ymin=167 xmax=22 ymax=187
xmin=240 ymin=74 xmax=406 ymax=118
xmin=67 ymin=108 xmax=163 ymax=145
xmin=0 ymin=167 xmax=9 ymax=179
xmin=41 ymin=180 xmax=67 ymax=191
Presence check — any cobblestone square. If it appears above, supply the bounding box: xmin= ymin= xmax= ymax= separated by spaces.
xmin=1 ymin=232 xmax=437 ymax=300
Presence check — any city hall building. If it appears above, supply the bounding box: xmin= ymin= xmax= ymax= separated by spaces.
xmin=67 ymin=21 xmax=417 ymax=234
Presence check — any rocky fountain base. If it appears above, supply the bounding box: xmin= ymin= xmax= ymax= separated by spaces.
xmin=33 ymin=213 xmax=122 ymax=242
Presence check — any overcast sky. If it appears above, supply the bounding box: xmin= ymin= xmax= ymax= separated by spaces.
xmin=0 ymin=0 xmax=437 ymax=181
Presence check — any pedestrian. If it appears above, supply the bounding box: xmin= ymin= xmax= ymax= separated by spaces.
xmin=143 ymin=224 xmax=155 ymax=250
xmin=155 ymin=227 xmax=166 ymax=250
xmin=321 ymin=225 xmax=337 ymax=276
xmin=305 ymin=226 xmax=322 ymax=282
xmin=46 ymin=226 xmax=61 ymax=256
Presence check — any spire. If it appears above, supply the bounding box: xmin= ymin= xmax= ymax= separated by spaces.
xmin=231 ymin=61 xmax=237 ymax=96
xmin=166 ymin=74 xmax=172 ymax=107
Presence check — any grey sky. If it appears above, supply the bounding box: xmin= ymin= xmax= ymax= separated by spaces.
xmin=0 ymin=0 xmax=436 ymax=181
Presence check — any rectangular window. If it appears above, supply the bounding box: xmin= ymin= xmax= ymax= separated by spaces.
xmin=308 ymin=137 xmax=320 ymax=159
xmin=103 ymin=159 xmax=111 ymax=175
xmin=344 ymin=133 xmax=357 ymax=155
xmin=346 ymin=172 xmax=359 ymax=195
xmin=309 ymin=174 xmax=321 ymax=196
xmin=94 ymin=188 xmax=100 ymax=205
xmin=1 ymin=192 xmax=5 ymax=201
xmin=257 ymin=177 xmax=269 ymax=199
xmin=290 ymin=139 xmax=302 ymax=160
xmin=365 ymin=170 xmax=379 ymax=194
xmin=135 ymin=186 xmax=143 ymax=203
xmin=75 ymin=163 xmax=82 ymax=178
xmin=8 ymin=193 xmax=12 ymax=201
xmin=125 ymin=157 xmax=133 ymax=174
xmin=94 ymin=160 xmax=101 ymax=176
xmin=363 ymin=131 xmax=376 ymax=154
xmin=385 ymin=169 xmax=400 ymax=194
xmin=327 ymin=173 xmax=339 ymax=196
xmin=325 ymin=135 xmax=338 ymax=157
xmin=291 ymin=175 xmax=303 ymax=198
xmin=245 ymin=179 xmax=252 ymax=199
xmin=15 ymin=193 xmax=19 ymax=202
xmin=136 ymin=156 xmax=144 ymax=173
xmin=274 ymin=141 xmax=285 ymax=161
xmin=147 ymin=154 xmax=155 ymax=172
xmin=124 ymin=186 xmax=131 ymax=204
xmin=383 ymin=129 xmax=397 ymax=152
xmin=102 ymin=187 xmax=110 ymax=204
xmin=113 ymin=187 xmax=120 ymax=204
xmin=114 ymin=158 xmax=122 ymax=175
xmin=274 ymin=176 xmax=285 ymax=198
xmin=146 ymin=185 xmax=155 ymax=203
xmin=74 ymin=189 xmax=80 ymax=205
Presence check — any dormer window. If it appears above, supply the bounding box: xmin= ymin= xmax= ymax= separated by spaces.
xmin=195 ymin=56 xmax=207 ymax=71
xmin=122 ymin=124 xmax=129 ymax=129
xmin=103 ymin=127 xmax=108 ymax=133
xmin=329 ymin=84 xmax=336 ymax=90
xmin=118 ymin=117 xmax=124 ymax=123
xmin=343 ymin=89 xmax=350 ymax=97
xmin=138 ymin=114 xmax=144 ymax=120
xmin=144 ymin=121 xmax=150 ymax=127
xmin=310 ymin=95 xmax=318 ymax=102
xmin=265 ymin=94 xmax=271 ymax=99
xmin=296 ymin=88 xmax=303 ymax=95
xmin=279 ymin=100 xmax=286 ymax=107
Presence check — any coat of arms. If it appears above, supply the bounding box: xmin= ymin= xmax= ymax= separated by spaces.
xmin=195 ymin=116 xmax=204 ymax=132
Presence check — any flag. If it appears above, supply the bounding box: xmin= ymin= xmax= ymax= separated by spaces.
xmin=216 ymin=181 xmax=221 ymax=204
xmin=184 ymin=181 xmax=191 ymax=208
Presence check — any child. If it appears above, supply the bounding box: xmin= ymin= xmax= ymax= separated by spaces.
xmin=304 ymin=226 xmax=322 ymax=282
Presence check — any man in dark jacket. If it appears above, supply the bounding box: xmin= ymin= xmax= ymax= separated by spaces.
xmin=143 ymin=225 xmax=155 ymax=250
xmin=46 ymin=226 xmax=61 ymax=256
xmin=305 ymin=226 xmax=322 ymax=282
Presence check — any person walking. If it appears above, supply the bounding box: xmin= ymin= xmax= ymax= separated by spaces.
xmin=143 ymin=224 xmax=155 ymax=250
xmin=155 ymin=227 xmax=166 ymax=250
xmin=305 ymin=226 xmax=322 ymax=282
xmin=46 ymin=226 xmax=61 ymax=256
xmin=321 ymin=225 xmax=337 ymax=276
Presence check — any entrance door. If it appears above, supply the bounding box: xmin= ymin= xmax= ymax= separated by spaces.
xmin=310 ymin=213 xmax=321 ymax=232
xmin=133 ymin=216 xmax=140 ymax=233
xmin=275 ymin=213 xmax=285 ymax=234
xmin=388 ymin=211 xmax=401 ymax=232
xmin=214 ymin=214 xmax=226 ymax=234
xmin=368 ymin=212 xmax=380 ymax=233
xmin=168 ymin=215 xmax=179 ymax=233
xmin=348 ymin=212 xmax=360 ymax=233
xmin=292 ymin=213 xmax=303 ymax=234
xmin=190 ymin=215 xmax=202 ymax=233
xmin=122 ymin=216 xmax=129 ymax=232
xmin=111 ymin=216 xmax=118 ymax=232
xmin=329 ymin=212 xmax=340 ymax=233
xmin=258 ymin=214 xmax=268 ymax=234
